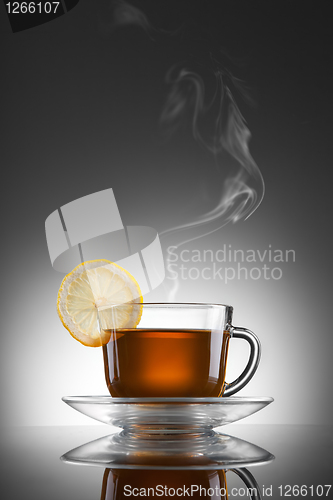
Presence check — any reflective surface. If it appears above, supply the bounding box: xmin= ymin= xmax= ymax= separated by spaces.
xmin=1 ymin=425 xmax=333 ymax=499
xmin=61 ymin=430 xmax=274 ymax=469
xmin=62 ymin=396 xmax=273 ymax=429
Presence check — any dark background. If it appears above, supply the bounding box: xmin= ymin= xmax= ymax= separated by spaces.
xmin=0 ymin=0 xmax=332 ymax=426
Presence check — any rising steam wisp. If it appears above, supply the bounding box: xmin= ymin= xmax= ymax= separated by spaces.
xmin=160 ymin=65 xmax=265 ymax=300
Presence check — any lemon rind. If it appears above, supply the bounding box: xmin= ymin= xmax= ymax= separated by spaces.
xmin=57 ymin=259 xmax=143 ymax=347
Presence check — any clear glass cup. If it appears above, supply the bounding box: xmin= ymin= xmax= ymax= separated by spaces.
xmin=100 ymin=303 xmax=261 ymax=398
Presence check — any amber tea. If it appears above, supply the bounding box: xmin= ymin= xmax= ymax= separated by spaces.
xmin=103 ymin=329 xmax=230 ymax=398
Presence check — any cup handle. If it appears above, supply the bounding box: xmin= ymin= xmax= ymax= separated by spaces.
xmin=229 ymin=468 xmax=262 ymax=499
xmin=223 ymin=326 xmax=261 ymax=397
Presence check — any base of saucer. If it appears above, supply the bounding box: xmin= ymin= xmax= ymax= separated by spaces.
xmin=62 ymin=396 xmax=273 ymax=431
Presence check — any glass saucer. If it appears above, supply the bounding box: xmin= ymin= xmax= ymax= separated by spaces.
xmin=61 ymin=431 xmax=275 ymax=470
xmin=62 ymin=396 xmax=273 ymax=431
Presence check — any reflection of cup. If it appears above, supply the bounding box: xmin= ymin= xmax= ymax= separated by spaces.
xmin=101 ymin=469 xmax=228 ymax=500
xmin=101 ymin=303 xmax=260 ymax=398
xmin=101 ymin=468 xmax=261 ymax=500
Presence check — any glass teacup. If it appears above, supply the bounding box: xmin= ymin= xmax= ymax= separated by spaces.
xmin=100 ymin=303 xmax=260 ymax=398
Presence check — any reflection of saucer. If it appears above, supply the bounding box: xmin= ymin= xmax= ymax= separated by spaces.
xmin=61 ymin=431 xmax=275 ymax=470
xmin=62 ymin=396 xmax=273 ymax=429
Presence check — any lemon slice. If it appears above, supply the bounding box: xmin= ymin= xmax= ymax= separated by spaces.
xmin=57 ymin=259 xmax=143 ymax=347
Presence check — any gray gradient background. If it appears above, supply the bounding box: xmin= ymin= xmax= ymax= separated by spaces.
xmin=1 ymin=0 xmax=332 ymax=426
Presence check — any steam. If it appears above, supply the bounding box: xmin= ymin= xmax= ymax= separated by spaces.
xmin=102 ymin=1 xmax=265 ymax=300
xmin=160 ymin=66 xmax=264 ymax=232
xmin=112 ymin=0 xmax=152 ymax=33
xmin=99 ymin=0 xmax=155 ymax=38
xmin=159 ymin=64 xmax=264 ymax=300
